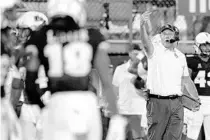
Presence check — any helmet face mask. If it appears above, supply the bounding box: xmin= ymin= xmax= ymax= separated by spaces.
xmin=15 ymin=27 xmax=32 ymax=43
xmin=199 ymin=43 xmax=210 ymax=58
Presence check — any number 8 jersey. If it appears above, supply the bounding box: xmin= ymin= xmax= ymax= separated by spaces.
xmin=186 ymin=55 xmax=210 ymax=96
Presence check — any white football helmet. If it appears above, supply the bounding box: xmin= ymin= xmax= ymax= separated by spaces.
xmin=194 ymin=32 xmax=210 ymax=55
xmin=16 ymin=11 xmax=48 ymax=31
xmin=47 ymin=0 xmax=87 ymax=27
xmin=195 ymin=32 xmax=210 ymax=46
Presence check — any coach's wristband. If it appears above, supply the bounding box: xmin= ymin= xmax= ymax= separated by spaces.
xmin=12 ymin=78 xmax=24 ymax=89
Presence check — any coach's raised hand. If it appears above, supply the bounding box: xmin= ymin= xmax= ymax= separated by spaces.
xmin=140 ymin=11 xmax=154 ymax=58
xmin=141 ymin=11 xmax=152 ymax=25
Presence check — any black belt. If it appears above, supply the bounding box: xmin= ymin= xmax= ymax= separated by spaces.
xmin=149 ymin=94 xmax=179 ymax=99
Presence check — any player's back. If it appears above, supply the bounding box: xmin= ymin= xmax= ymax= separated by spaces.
xmin=187 ymin=55 xmax=210 ymax=96
xmin=25 ymin=16 xmax=105 ymax=94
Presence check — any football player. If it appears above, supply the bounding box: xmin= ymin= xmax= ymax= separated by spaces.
xmin=1 ymin=0 xmax=23 ymax=140
xmin=11 ymin=11 xmax=49 ymax=140
xmin=185 ymin=32 xmax=210 ymax=140
xmin=23 ymin=0 xmax=126 ymax=140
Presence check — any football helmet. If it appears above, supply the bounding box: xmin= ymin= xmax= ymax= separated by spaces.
xmin=195 ymin=32 xmax=210 ymax=46
xmin=16 ymin=11 xmax=48 ymax=31
xmin=194 ymin=32 xmax=210 ymax=56
xmin=47 ymin=0 xmax=87 ymax=27
xmin=15 ymin=11 xmax=48 ymax=43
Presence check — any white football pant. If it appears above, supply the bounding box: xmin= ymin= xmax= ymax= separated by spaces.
xmin=184 ymin=96 xmax=210 ymax=140
xmin=42 ymin=91 xmax=102 ymax=140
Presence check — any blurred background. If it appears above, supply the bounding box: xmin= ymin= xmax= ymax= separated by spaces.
xmin=17 ymin=0 xmax=210 ymax=40
xmin=16 ymin=0 xmax=210 ymax=67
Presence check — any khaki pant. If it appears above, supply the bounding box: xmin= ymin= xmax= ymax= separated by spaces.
xmin=147 ymin=97 xmax=184 ymax=140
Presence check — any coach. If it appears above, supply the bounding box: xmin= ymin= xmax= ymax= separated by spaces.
xmin=140 ymin=11 xmax=200 ymax=140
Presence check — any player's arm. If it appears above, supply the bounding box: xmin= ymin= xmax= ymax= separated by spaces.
xmin=24 ymin=45 xmax=44 ymax=109
xmin=186 ymin=56 xmax=198 ymax=79
xmin=140 ymin=11 xmax=154 ymax=58
xmin=5 ymin=68 xmax=23 ymax=109
xmin=10 ymin=78 xmax=24 ymax=109
xmin=182 ymin=57 xmax=200 ymax=101
xmin=94 ymin=42 xmax=118 ymax=115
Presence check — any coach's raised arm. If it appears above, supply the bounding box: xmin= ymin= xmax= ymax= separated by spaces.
xmin=139 ymin=11 xmax=154 ymax=58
